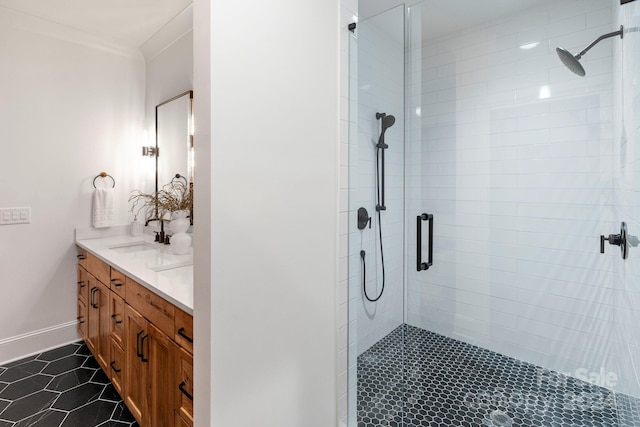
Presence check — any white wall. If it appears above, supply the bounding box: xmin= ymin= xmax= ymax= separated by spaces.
xmin=203 ymin=0 xmax=340 ymax=426
xmin=0 ymin=7 xmax=145 ymax=362
xmin=407 ymin=0 xmax=626 ymax=390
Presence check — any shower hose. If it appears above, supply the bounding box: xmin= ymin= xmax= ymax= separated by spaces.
xmin=361 ymin=146 xmax=386 ymax=302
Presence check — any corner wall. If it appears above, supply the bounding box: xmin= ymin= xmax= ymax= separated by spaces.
xmin=205 ymin=1 xmax=340 ymax=426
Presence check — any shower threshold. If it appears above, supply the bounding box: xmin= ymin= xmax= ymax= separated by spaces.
xmin=357 ymin=325 xmax=640 ymax=427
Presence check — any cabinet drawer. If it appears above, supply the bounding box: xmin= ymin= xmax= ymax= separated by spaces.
xmin=77 ymin=266 xmax=89 ymax=304
xmin=126 ymin=277 xmax=175 ymax=338
xmin=86 ymin=252 xmax=110 ymax=285
xmin=110 ymin=293 xmax=125 ymax=347
xmin=110 ymin=268 xmax=126 ymax=298
xmin=110 ymin=339 xmax=125 ymax=396
xmin=174 ymin=308 xmax=193 ymax=354
xmin=76 ymin=246 xmax=88 ymax=269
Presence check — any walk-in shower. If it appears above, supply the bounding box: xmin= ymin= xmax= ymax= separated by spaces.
xmin=348 ymin=0 xmax=640 ymax=426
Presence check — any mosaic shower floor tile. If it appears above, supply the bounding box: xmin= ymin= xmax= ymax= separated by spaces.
xmin=357 ymin=325 xmax=640 ymax=427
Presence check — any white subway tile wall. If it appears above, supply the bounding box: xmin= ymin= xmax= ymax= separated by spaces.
xmin=406 ymin=0 xmax=640 ymax=398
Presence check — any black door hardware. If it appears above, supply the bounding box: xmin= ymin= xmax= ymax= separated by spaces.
xmin=178 ymin=327 xmax=194 ymax=343
xmin=601 ymin=222 xmax=628 ymax=259
xmin=140 ymin=334 xmax=149 ymax=362
xmin=110 ymin=361 xmax=121 ymax=373
xmin=136 ymin=330 xmax=144 ymax=358
xmin=417 ymin=213 xmax=433 ymax=271
xmin=179 ymin=381 xmax=194 ymax=401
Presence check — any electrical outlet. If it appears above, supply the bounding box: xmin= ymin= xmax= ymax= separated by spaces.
xmin=0 ymin=207 xmax=31 ymax=225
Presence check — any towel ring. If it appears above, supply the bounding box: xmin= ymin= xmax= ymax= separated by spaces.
xmin=93 ymin=172 xmax=115 ymax=188
xmin=172 ymin=174 xmax=188 ymax=186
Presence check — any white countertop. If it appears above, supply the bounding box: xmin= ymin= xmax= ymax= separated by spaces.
xmin=75 ymin=232 xmax=193 ymax=314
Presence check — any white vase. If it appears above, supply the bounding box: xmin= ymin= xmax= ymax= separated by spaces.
xmin=170 ymin=210 xmax=191 ymax=254
xmin=130 ymin=218 xmax=143 ymax=236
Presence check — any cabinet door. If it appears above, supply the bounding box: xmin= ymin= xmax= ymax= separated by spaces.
xmin=96 ymin=280 xmax=111 ymax=371
xmin=110 ymin=339 xmax=125 ymax=396
xmin=147 ymin=323 xmax=177 ymax=427
xmin=124 ymin=305 xmax=149 ymax=427
xmin=175 ymin=347 xmax=193 ymax=426
xmin=110 ymin=293 xmax=125 ymax=347
xmin=86 ymin=274 xmax=99 ymax=355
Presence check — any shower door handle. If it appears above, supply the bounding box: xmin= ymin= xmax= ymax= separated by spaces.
xmin=417 ymin=213 xmax=433 ymax=271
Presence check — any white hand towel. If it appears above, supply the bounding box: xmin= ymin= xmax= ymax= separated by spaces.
xmin=93 ymin=187 xmax=115 ymax=228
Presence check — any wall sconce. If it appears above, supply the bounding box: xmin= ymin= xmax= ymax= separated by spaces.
xmin=142 ymin=146 xmax=158 ymax=157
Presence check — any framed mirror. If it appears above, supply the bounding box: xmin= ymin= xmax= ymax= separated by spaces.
xmin=156 ymin=90 xmax=194 ymax=222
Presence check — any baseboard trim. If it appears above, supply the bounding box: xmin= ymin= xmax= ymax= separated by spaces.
xmin=0 ymin=321 xmax=81 ymax=365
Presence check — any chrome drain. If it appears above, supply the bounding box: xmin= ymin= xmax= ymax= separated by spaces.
xmin=489 ymin=410 xmax=513 ymax=427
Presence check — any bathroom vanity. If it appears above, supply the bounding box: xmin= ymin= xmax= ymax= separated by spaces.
xmin=75 ymin=233 xmax=193 ymax=427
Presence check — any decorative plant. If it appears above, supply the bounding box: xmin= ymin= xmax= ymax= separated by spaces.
xmin=129 ymin=176 xmax=193 ymax=222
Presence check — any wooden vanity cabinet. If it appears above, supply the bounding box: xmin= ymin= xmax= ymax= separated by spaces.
xmin=77 ymin=246 xmax=194 ymax=427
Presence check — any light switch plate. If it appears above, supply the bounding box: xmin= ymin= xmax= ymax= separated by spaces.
xmin=0 ymin=207 xmax=31 ymax=225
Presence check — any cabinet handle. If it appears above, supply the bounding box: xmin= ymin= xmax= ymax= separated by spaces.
xmin=77 ymin=281 xmax=86 ymax=288
xmin=77 ymin=254 xmax=86 ymax=260
xmin=179 ymin=381 xmax=193 ymax=401
xmin=110 ymin=279 xmax=122 ymax=287
xmin=90 ymin=288 xmax=99 ymax=308
xmin=110 ymin=361 xmax=121 ymax=373
xmin=111 ymin=314 xmax=122 ymax=324
xmin=136 ymin=330 xmax=144 ymax=358
xmin=178 ymin=327 xmax=193 ymax=343
xmin=140 ymin=334 xmax=149 ymax=363
xmin=77 ymin=316 xmax=85 ymax=324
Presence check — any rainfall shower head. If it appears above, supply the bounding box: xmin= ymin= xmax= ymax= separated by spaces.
xmin=556 ymin=25 xmax=624 ymax=76
xmin=556 ymin=47 xmax=585 ymax=77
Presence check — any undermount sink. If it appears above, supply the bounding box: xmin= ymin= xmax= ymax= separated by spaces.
xmin=108 ymin=241 xmax=158 ymax=254
xmin=150 ymin=260 xmax=193 ymax=272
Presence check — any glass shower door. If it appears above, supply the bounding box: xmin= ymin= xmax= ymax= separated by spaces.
xmin=347 ymin=5 xmax=406 ymax=426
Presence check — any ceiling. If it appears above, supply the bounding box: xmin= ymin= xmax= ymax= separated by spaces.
xmin=0 ymin=0 xmax=192 ymax=48
xmin=359 ymin=0 xmax=556 ymax=40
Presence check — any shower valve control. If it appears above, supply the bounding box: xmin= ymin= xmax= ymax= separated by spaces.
xmin=600 ymin=222 xmax=628 ymax=260
xmin=357 ymin=207 xmax=372 ymax=230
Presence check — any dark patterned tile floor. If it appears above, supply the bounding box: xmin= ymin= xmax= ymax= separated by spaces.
xmin=0 ymin=342 xmax=138 ymax=427
xmin=358 ymin=325 xmax=640 ymax=427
